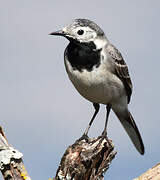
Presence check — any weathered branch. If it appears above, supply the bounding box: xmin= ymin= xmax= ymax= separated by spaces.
xmin=134 ymin=163 xmax=160 ymax=180
xmin=55 ymin=135 xmax=117 ymax=180
xmin=0 ymin=126 xmax=31 ymax=180
xmin=3 ymin=125 xmax=159 ymax=180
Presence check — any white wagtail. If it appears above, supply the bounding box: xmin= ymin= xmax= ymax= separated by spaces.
xmin=49 ymin=19 xmax=144 ymax=155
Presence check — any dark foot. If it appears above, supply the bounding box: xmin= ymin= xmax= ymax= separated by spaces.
xmin=98 ymin=130 xmax=107 ymax=139
xmin=101 ymin=130 xmax=107 ymax=137
xmin=78 ymin=133 xmax=89 ymax=141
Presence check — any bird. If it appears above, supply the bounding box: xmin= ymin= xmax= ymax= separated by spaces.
xmin=49 ymin=18 xmax=145 ymax=155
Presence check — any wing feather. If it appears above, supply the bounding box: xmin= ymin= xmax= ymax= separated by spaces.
xmin=107 ymin=44 xmax=133 ymax=103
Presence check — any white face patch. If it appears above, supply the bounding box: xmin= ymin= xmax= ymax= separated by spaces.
xmin=62 ymin=27 xmax=67 ymax=33
xmin=94 ymin=38 xmax=108 ymax=50
xmin=63 ymin=21 xmax=108 ymax=50
xmin=73 ymin=26 xmax=97 ymax=42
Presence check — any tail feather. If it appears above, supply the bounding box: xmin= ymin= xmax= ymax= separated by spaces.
xmin=113 ymin=108 xmax=144 ymax=155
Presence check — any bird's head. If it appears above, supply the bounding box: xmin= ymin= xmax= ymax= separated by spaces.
xmin=49 ymin=19 xmax=108 ymax=50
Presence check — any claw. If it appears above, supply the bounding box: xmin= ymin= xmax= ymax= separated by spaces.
xmin=101 ymin=130 xmax=107 ymax=137
xmin=78 ymin=133 xmax=89 ymax=141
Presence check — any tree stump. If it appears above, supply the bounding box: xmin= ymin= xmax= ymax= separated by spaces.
xmin=55 ymin=135 xmax=117 ymax=180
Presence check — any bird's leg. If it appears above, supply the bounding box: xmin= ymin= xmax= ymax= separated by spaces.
xmin=102 ymin=104 xmax=111 ymax=137
xmin=83 ymin=103 xmax=100 ymax=137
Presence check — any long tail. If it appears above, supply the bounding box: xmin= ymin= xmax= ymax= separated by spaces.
xmin=113 ymin=108 xmax=144 ymax=155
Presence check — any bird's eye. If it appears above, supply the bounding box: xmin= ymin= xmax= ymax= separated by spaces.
xmin=77 ymin=29 xmax=84 ymax=35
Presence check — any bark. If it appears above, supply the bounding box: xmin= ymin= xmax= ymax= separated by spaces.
xmin=2 ymin=125 xmax=158 ymax=180
xmin=134 ymin=163 xmax=160 ymax=180
xmin=0 ymin=126 xmax=31 ymax=180
xmin=55 ymin=135 xmax=116 ymax=180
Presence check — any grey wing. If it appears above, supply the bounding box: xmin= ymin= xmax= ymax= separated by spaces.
xmin=107 ymin=44 xmax=133 ymax=103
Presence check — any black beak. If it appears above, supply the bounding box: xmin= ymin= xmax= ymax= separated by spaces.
xmin=49 ymin=30 xmax=65 ymax=36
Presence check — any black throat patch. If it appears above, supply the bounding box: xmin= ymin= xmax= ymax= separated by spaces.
xmin=65 ymin=42 xmax=101 ymax=72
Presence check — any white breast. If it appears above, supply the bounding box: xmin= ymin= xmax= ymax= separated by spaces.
xmin=64 ymin=55 xmax=125 ymax=105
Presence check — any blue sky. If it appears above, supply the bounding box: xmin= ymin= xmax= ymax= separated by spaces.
xmin=0 ymin=0 xmax=160 ymax=179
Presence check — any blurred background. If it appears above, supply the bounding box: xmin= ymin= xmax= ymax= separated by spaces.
xmin=0 ymin=0 xmax=160 ymax=179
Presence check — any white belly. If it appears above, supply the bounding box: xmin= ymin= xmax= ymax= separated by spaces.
xmin=64 ymin=59 xmax=125 ymax=105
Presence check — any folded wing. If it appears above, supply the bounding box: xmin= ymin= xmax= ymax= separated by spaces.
xmin=106 ymin=44 xmax=132 ymax=103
